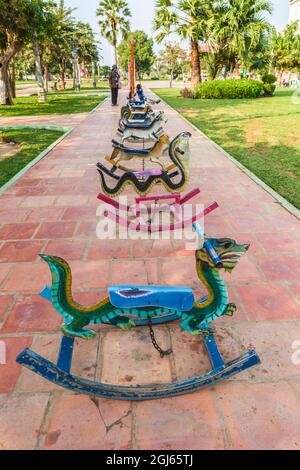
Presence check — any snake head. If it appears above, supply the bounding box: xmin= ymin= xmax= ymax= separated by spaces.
xmin=196 ymin=238 xmax=250 ymax=272
xmin=174 ymin=132 xmax=192 ymax=158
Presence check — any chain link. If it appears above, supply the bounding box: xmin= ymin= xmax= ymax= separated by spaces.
xmin=148 ymin=317 xmax=172 ymax=358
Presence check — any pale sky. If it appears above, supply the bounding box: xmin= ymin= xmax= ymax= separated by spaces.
xmin=65 ymin=0 xmax=291 ymax=66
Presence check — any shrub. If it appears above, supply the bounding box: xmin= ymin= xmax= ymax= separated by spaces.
xmin=261 ymin=74 xmax=276 ymax=96
xmin=263 ymin=83 xmax=276 ymax=97
xmin=180 ymin=87 xmax=196 ymax=99
xmin=261 ymin=73 xmax=276 ymax=84
xmin=195 ymin=79 xmax=264 ymax=99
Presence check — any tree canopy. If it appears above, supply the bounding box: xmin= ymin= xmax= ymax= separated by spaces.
xmin=118 ymin=30 xmax=155 ymax=79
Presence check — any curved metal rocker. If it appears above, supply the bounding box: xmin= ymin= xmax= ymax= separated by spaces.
xmin=98 ymin=188 xmax=219 ymax=233
xmin=108 ymin=134 xmax=170 ymax=172
xmin=119 ymin=111 xmax=165 ymax=133
xmin=97 ymin=132 xmax=191 ymax=197
xmin=118 ymin=112 xmax=167 ymax=143
xmin=121 ymin=103 xmax=153 ymax=121
xmin=16 ymin=224 xmax=260 ymax=400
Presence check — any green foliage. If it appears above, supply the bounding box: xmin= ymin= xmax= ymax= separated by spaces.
xmin=272 ymin=22 xmax=300 ymax=73
xmin=195 ymin=79 xmax=263 ymax=99
xmin=0 ymin=128 xmax=63 ymax=187
xmin=118 ymin=31 xmax=155 ymax=79
xmin=261 ymin=73 xmax=276 ymax=96
xmin=0 ymin=94 xmax=105 ymax=116
xmin=261 ymin=73 xmax=276 ymax=84
xmin=97 ymin=0 xmax=131 ymax=64
xmin=180 ymin=87 xmax=196 ymax=99
xmin=262 ymin=83 xmax=276 ymax=96
xmin=155 ymin=87 xmax=300 ymax=209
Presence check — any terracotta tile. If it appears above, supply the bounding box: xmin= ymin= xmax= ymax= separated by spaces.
xmin=26 ymin=207 xmax=65 ymax=222
xmin=0 ymin=263 xmax=12 ymax=286
xmin=63 ymin=206 xmax=97 ymax=221
xmin=214 ymin=321 xmax=300 ymax=381
xmin=54 ymin=195 xmax=89 ymax=207
xmin=0 ymin=394 xmax=49 ymax=450
xmin=170 ymin=326 xmax=212 ymax=381
xmin=133 ymin=239 xmax=176 ymax=258
xmin=44 ymin=239 xmax=86 ymax=261
xmin=0 ymin=223 xmax=38 ymax=240
xmin=1 ymin=263 xmax=50 ymax=292
xmin=0 ymin=336 xmax=32 ymax=393
xmin=101 ymin=328 xmax=172 ymax=386
xmin=75 ymin=221 xmax=97 ymax=238
xmin=236 ymin=283 xmax=300 ymax=321
xmin=256 ymin=254 xmax=300 ymax=281
xmin=35 ymin=221 xmax=76 ymax=239
xmin=15 ymin=333 xmax=98 ymax=393
xmin=2 ymin=294 xmax=61 ymax=333
xmin=67 ymin=260 xmax=110 ymax=289
xmin=45 ymin=395 xmax=131 ymax=450
xmin=88 ymin=239 xmax=131 ymax=260
xmin=20 ymin=196 xmax=56 ymax=208
xmin=0 ymin=209 xmax=30 ymax=223
xmin=257 ymin=232 xmax=300 ymax=253
xmin=111 ymin=259 xmax=158 ymax=285
xmin=216 ymin=382 xmax=300 ymax=449
xmin=0 ymin=240 xmax=45 ymax=262
xmin=135 ymin=391 xmax=226 ymax=450
xmin=0 ymin=295 xmax=14 ymax=323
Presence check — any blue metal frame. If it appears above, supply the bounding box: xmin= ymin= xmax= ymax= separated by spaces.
xmin=16 ymin=333 xmax=260 ymax=400
xmin=20 ymin=281 xmax=261 ymax=400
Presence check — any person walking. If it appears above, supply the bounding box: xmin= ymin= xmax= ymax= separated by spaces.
xmin=109 ymin=65 xmax=120 ymax=106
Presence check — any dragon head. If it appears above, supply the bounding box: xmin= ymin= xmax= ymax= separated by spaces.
xmin=174 ymin=131 xmax=192 ymax=163
xmin=196 ymin=238 xmax=249 ymax=272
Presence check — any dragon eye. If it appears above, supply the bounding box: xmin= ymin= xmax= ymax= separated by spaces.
xmin=224 ymin=241 xmax=232 ymax=249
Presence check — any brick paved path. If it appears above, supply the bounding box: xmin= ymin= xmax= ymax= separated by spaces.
xmin=0 ymin=91 xmax=300 ymax=450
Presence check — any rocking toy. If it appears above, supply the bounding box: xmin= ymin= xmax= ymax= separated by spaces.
xmin=107 ymin=133 xmax=170 ymax=172
xmin=98 ymin=188 xmax=219 ymax=233
xmin=118 ymin=111 xmax=167 ymax=143
xmin=16 ymin=222 xmax=260 ymax=400
xmin=97 ymin=131 xmax=191 ymax=197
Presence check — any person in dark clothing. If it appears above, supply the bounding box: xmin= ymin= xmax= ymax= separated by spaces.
xmin=136 ymin=83 xmax=145 ymax=102
xmin=109 ymin=65 xmax=120 ymax=106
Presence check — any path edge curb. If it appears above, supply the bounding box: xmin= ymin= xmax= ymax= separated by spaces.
xmin=0 ymin=125 xmax=73 ymax=195
xmin=150 ymin=89 xmax=300 ymax=221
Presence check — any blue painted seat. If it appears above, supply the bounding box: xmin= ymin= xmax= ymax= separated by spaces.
xmin=108 ymin=285 xmax=195 ymax=311
xmin=111 ymin=139 xmax=153 ymax=156
xmin=125 ymin=120 xmax=154 ymax=129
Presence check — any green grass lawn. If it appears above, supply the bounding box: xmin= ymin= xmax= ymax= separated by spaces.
xmin=0 ymin=94 xmax=105 ymax=117
xmin=48 ymin=86 xmax=110 ymax=95
xmin=154 ymin=88 xmax=300 ymax=209
xmin=16 ymin=80 xmax=37 ymax=86
xmin=0 ymin=128 xmax=64 ymax=188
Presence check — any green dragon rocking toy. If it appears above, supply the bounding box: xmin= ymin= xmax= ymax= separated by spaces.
xmin=17 ymin=228 xmax=260 ymax=400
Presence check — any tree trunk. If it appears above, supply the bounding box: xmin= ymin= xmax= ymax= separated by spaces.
xmin=114 ymin=44 xmax=118 ymax=67
xmin=33 ymin=36 xmax=47 ymax=102
xmin=44 ymin=63 xmax=49 ymax=92
xmin=0 ymin=60 xmax=13 ymax=105
xmin=190 ymin=39 xmax=201 ymax=88
xmin=169 ymin=69 xmax=174 ymax=88
xmin=10 ymin=60 xmax=16 ymax=98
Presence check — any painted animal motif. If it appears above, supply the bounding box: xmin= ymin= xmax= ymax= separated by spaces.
xmin=109 ymin=133 xmax=170 ymax=171
xmin=118 ymin=111 xmax=167 ymax=143
xmin=121 ymin=103 xmax=152 ymax=120
xmin=97 ymin=131 xmax=191 ymax=197
xmin=39 ymin=237 xmax=249 ymax=340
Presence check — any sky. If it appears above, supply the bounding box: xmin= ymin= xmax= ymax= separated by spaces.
xmin=64 ymin=0 xmax=291 ymax=66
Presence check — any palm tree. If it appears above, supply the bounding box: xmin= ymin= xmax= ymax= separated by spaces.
xmin=210 ymin=0 xmax=272 ymax=75
xmin=160 ymin=42 xmax=186 ymax=87
xmin=154 ymin=0 xmax=212 ymax=87
xmin=97 ymin=0 xmax=131 ymax=66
